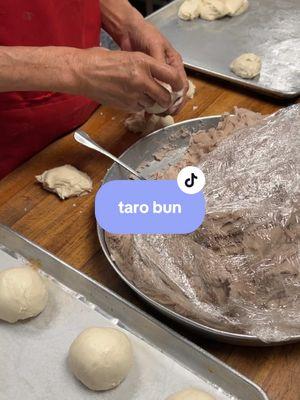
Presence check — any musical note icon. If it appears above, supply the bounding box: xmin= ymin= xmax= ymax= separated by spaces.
xmin=185 ymin=172 xmax=198 ymax=188
xmin=177 ymin=167 xmax=205 ymax=194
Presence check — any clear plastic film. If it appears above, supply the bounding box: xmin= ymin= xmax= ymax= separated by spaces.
xmin=107 ymin=105 xmax=300 ymax=343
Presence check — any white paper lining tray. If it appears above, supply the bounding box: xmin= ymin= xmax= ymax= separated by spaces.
xmin=147 ymin=0 xmax=300 ymax=98
xmin=98 ymin=115 xmax=300 ymax=346
xmin=0 ymin=224 xmax=268 ymax=400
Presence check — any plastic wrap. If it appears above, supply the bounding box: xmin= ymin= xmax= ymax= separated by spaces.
xmin=107 ymin=105 xmax=300 ymax=342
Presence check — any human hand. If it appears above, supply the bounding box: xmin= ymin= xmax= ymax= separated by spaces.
xmin=72 ymin=48 xmax=183 ymax=113
xmin=119 ymin=19 xmax=189 ymax=114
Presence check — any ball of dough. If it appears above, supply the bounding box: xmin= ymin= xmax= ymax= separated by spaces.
xmin=0 ymin=267 xmax=48 ymax=323
xmin=145 ymin=81 xmax=183 ymax=115
xmin=230 ymin=53 xmax=262 ymax=79
xmin=198 ymin=0 xmax=229 ymax=21
xmin=68 ymin=327 xmax=133 ymax=391
xmin=166 ymin=388 xmax=215 ymax=400
xmin=178 ymin=0 xmax=201 ymax=20
xmin=224 ymin=0 xmax=249 ymax=16
xmin=36 ymin=164 xmax=93 ymax=200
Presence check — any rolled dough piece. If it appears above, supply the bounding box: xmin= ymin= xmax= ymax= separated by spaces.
xmin=145 ymin=81 xmax=184 ymax=115
xmin=230 ymin=53 xmax=262 ymax=79
xmin=36 ymin=164 xmax=93 ymax=200
xmin=125 ymin=111 xmax=174 ymax=135
xmin=68 ymin=327 xmax=133 ymax=391
xmin=187 ymin=80 xmax=196 ymax=99
xmin=198 ymin=0 xmax=229 ymax=21
xmin=178 ymin=0 xmax=201 ymax=20
xmin=0 ymin=267 xmax=48 ymax=323
xmin=224 ymin=0 xmax=249 ymax=16
xmin=166 ymin=388 xmax=215 ymax=400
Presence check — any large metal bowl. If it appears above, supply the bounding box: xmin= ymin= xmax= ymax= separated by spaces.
xmin=97 ymin=116 xmax=300 ymax=346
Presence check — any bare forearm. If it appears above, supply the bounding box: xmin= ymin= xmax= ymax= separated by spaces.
xmin=0 ymin=46 xmax=81 ymax=93
xmin=100 ymin=0 xmax=143 ymax=43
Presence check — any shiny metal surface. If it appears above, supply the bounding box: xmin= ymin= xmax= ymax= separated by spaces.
xmin=0 ymin=223 xmax=269 ymax=400
xmin=98 ymin=116 xmax=300 ymax=345
xmin=147 ymin=0 xmax=300 ymax=98
xmin=74 ymin=130 xmax=146 ymax=180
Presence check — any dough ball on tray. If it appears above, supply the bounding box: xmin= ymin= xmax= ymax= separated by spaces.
xmin=68 ymin=327 xmax=133 ymax=391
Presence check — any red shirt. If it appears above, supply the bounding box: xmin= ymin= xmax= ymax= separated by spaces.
xmin=0 ymin=0 xmax=101 ymax=179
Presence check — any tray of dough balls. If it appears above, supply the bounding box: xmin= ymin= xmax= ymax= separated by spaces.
xmin=147 ymin=0 xmax=300 ymax=98
xmin=0 ymin=224 xmax=268 ymax=400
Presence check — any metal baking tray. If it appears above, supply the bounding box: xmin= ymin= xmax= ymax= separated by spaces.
xmin=97 ymin=115 xmax=300 ymax=346
xmin=0 ymin=223 xmax=268 ymax=400
xmin=147 ymin=0 xmax=300 ymax=98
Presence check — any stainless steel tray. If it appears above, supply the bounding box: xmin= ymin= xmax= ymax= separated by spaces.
xmin=147 ymin=0 xmax=300 ymax=98
xmin=0 ymin=223 xmax=268 ymax=400
xmin=97 ymin=115 xmax=300 ymax=346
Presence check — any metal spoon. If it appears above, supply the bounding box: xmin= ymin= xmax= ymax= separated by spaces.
xmin=74 ymin=129 xmax=146 ymax=180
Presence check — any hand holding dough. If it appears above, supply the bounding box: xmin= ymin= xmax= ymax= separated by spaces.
xmin=36 ymin=165 xmax=93 ymax=200
xmin=166 ymin=388 xmax=215 ymax=400
xmin=68 ymin=327 xmax=133 ymax=391
xmin=230 ymin=53 xmax=262 ymax=79
xmin=0 ymin=267 xmax=48 ymax=323
xmin=145 ymin=81 xmax=184 ymax=115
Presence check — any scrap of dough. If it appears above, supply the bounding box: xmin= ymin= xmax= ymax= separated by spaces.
xmin=146 ymin=81 xmax=184 ymax=114
xmin=125 ymin=111 xmax=174 ymax=135
xmin=230 ymin=53 xmax=262 ymax=79
xmin=68 ymin=327 xmax=133 ymax=391
xmin=178 ymin=0 xmax=201 ymax=20
xmin=224 ymin=0 xmax=249 ymax=16
xmin=36 ymin=164 xmax=93 ymax=200
xmin=198 ymin=0 xmax=229 ymax=21
xmin=166 ymin=388 xmax=215 ymax=400
xmin=0 ymin=267 xmax=48 ymax=323
xmin=187 ymin=80 xmax=196 ymax=99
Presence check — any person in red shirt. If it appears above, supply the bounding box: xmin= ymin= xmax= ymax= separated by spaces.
xmin=0 ymin=0 xmax=187 ymax=179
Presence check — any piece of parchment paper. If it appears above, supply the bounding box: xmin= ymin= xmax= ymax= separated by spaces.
xmin=0 ymin=247 xmax=234 ymax=400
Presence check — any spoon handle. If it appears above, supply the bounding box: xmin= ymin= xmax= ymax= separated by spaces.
xmin=74 ymin=130 xmax=146 ymax=180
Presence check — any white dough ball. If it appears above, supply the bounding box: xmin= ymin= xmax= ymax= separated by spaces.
xmin=0 ymin=267 xmax=48 ymax=323
xmin=166 ymin=388 xmax=215 ymax=400
xmin=68 ymin=327 xmax=133 ymax=391
xmin=230 ymin=53 xmax=262 ymax=79
xmin=198 ymin=0 xmax=229 ymax=21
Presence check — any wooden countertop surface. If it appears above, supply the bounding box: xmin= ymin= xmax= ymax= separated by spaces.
xmin=0 ymin=74 xmax=299 ymax=400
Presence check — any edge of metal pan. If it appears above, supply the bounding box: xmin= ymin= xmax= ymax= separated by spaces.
xmin=97 ymin=115 xmax=300 ymax=346
xmin=184 ymin=62 xmax=300 ymax=99
xmin=146 ymin=1 xmax=300 ymax=99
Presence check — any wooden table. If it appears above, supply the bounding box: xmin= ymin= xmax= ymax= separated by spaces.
xmin=0 ymin=73 xmax=299 ymax=400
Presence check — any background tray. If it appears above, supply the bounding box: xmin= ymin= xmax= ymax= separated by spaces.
xmin=98 ymin=115 xmax=300 ymax=346
xmin=147 ymin=0 xmax=300 ymax=98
